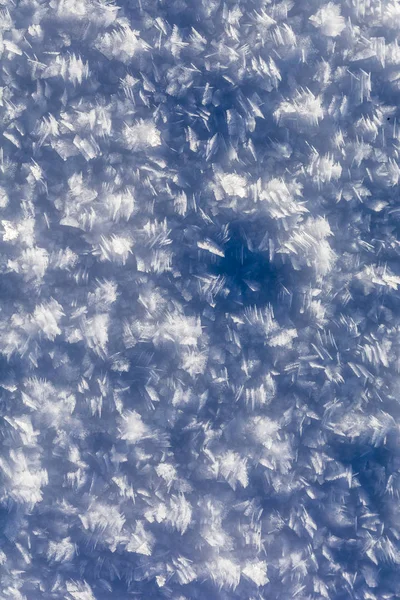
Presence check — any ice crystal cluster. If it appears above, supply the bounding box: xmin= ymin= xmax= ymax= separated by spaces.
xmin=1 ymin=0 xmax=400 ymax=597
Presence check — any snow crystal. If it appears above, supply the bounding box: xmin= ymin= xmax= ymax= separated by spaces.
xmin=0 ymin=0 xmax=399 ymax=597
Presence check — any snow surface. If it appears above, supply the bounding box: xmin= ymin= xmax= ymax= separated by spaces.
xmin=0 ymin=0 xmax=400 ymax=598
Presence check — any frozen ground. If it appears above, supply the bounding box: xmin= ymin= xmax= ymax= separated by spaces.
xmin=0 ymin=0 xmax=400 ymax=598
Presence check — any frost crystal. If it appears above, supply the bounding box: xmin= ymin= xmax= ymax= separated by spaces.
xmin=122 ymin=120 xmax=162 ymax=151
xmin=310 ymin=3 xmax=346 ymax=37
xmin=0 ymin=0 xmax=399 ymax=597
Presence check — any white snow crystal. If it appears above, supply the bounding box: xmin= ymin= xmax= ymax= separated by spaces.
xmin=214 ymin=171 xmax=248 ymax=200
xmin=32 ymin=299 xmax=64 ymax=340
xmin=47 ymin=538 xmax=76 ymax=563
xmin=122 ymin=120 xmax=161 ymax=151
xmin=96 ymin=25 xmax=149 ymax=62
xmin=207 ymin=556 xmax=241 ymax=590
xmin=310 ymin=3 xmax=346 ymax=37
xmin=274 ymin=89 xmax=324 ymax=127
xmin=219 ymin=451 xmax=248 ymax=490
xmin=119 ymin=410 xmax=150 ymax=444
xmin=242 ymin=560 xmax=269 ymax=586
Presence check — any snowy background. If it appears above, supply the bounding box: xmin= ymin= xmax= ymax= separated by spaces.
xmin=1 ymin=0 xmax=400 ymax=598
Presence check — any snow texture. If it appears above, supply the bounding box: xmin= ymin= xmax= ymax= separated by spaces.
xmin=1 ymin=0 xmax=400 ymax=598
